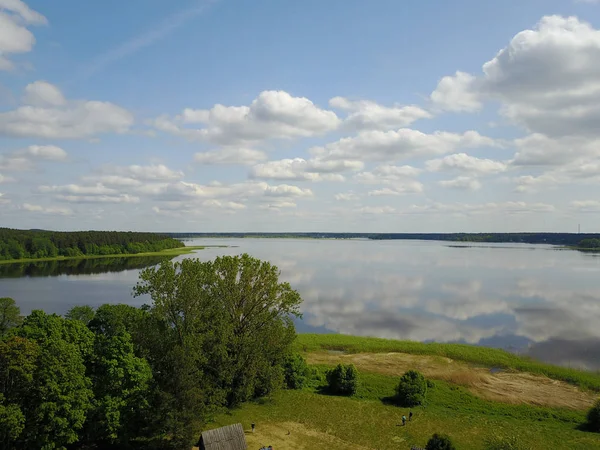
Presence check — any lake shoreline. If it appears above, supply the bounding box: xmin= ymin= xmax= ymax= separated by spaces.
xmin=0 ymin=245 xmax=218 ymax=265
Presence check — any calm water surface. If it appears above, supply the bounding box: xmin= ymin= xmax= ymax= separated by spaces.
xmin=2 ymin=238 xmax=600 ymax=370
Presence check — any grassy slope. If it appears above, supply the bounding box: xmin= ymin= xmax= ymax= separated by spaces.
xmin=295 ymin=334 xmax=600 ymax=392
xmin=0 ymin=245 xmax=212 ymax=265
xmin=212 ymin=371 xmax=600 ymax=450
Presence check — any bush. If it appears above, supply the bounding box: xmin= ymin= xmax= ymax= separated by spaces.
xmin=396 ymin=370 xmax=427 ymax=407
xmin=283 ymin=353 xmax=309 ymax=389
xmin=587 ymin=399 xmax=600 ymax=432
xmin=484 ymin=433 xmax=529 ymax=449
xmin=326 ymin=363 xmax=359 ymax=396
xmin=426 ymin=433 xmax=456 ymax=450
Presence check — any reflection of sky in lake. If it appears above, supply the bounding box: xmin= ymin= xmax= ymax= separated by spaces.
xmin=2 ymin=238 xmax=600 ymax=370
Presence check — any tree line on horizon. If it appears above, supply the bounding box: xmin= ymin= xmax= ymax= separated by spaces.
xmin=0 ymin=228 xmax=184 ymax=262
xmin=0 ymin=254 xmax=302 ymax=449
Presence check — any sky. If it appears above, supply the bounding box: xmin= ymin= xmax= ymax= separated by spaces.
xmin=1 ymin=0 xmax=600 ymax=232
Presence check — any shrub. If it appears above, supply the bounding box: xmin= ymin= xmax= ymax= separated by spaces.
xmin=427 ymin=379 xmax=436 ymax=389
xmin=587 ymin=399 xmax=600 ymax=432
xmin=396 ymin=370 xmax=427 ymax=406
xmin=426 ymin=433 xmax=456 ymax=450
xmin=326 ymin=363 xmax=359 ymax=396
xmin=484 ymin=433 xmax=529 ymax=449
xmin=283 ymin=353 xmax=309 ymax=389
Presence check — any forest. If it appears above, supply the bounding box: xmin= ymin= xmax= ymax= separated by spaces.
xmin=0 ymin=228 xmax=184 ymax=261
xmin=0 ymin=254 xmax=302 ymax=450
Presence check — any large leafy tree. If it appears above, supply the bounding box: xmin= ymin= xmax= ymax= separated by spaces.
xmin=83 ymin=304 xmax=153 ymax=446
xmin=133 ymin=254 xmax=302 ymax=445
xmin=0 ymin=298 xmax=22 ymax=336
xmin=65 ymin=305 xmax=95 ymax=325
xmin=14 ymin=311 xmax=94 ymax=450
xmin=0 ymin=336 xmax=39 ymax=448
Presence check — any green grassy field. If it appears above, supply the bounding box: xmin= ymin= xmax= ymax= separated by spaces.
xmin=211 ymin=370 xmax=600 ymax=449
xmin=204 ymin=334 xmax=600 ymax=449
xmin=295 ymin=334 xmax=600 ymax=392
xmin=0 ymin=245 xmax=213 ymax=265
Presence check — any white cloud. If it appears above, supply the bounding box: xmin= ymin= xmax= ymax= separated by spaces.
xmin=368 ymin=181 xmax=424 ymax=196
xmin=22 ymin=81 xmax=66 ymax=106
xmin=329 ymin=96 xmax=432 ymax=130
xmin=426 ymin=153 xmax=507 ymax=174
xmin=250 ymin=157 xmax=362 ymax=181
xmin=0 ymin=174 xmax=13 ymax=183
xmin=112 ymin=164 xmax=184 ymax=181
xmin=18 ymin=145 xmax=67 ymax=161
xmin=512 ymin=134 xmax=600 ymax=166
xmin=571 ymin=200 xmax=600 ymax=212
xmin=39 ymin=184 xmax=117 ymax=195
xmin=406 ymin=201 xmax=555 ymax=215
xmin=264 ymin=184 xmax=313 ymax=198
xmin=0 ymin=145 xmax=68 ymax=171
xmin=0 ymin=81 xmax=133 ymax=139
xmin=153 ymin=90 xmax=340 ymax=145
xmin=430 ymin=71 xmax=482 ymax=112
xmin=438 ymin=176 xmax=482 ymax=191
xmin=80 ymin=175 xmax=142 ymax=187
xmin=0 ymin=0 xmax=47 ymax=71
xmin=56 ymin=194 xmax=140 ymax=204
xmin=355 ymin=164 xmax=422 ymax=184
xmin=194 ymin=147 xmax=267 ymax=165
xmin=334 ymin=192 xmax=360 ymax=201
xmin=432 ymin=16 xmax=600 ymax=138
xmin=310 ymin=129 xmax=497 ymax=163
xmin=357 ymin=205 xmax=396 ymax=214
xmin=22 ymin=203 xmax=72 ymax=215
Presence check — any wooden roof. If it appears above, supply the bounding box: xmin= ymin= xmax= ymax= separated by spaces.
xmin=199 ymin=423 xmax=247 ymax=450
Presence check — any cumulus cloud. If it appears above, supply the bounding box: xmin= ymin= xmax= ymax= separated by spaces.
xmin=22 ymin=203 xmax=72 ymax=215
xmin=512 ymin=134 xmax=600 ymax=166
xmin=368 ymin=181 xmax=424 ymax=196
xmin=310 ymin=129 xmax=497 ymax=163
xmin=0 ymin=145 xmax=68 ymax=171
xmin=432 ymin=16 xmax=600 ymax=139
xmin=194 ymin=147 xmax=267 ymax=165
xmin=250 ymin=157 xmax=362 ymax=182
xmin=0 ymin=0 xmax=47 ymax=70
xmin=355 ymin=164 xmax=422 ymax=184
xmin=426 ymin=153 xmax=507 ymax=174
xmin=0 ymin=81 xmax=133 ymax=139
xmin=334 ymin=192 xmax=360 ymax=201
xmin=153 ymin=90 xmax=340 ymax=145
xmin=571 ymin=200 xmax=600 ymax=212
xmin=438 ymin=176 xmax=482 ymax=191
xmin=329 ymin=96 xmax=432 ymax=130
xmin=111 ymin=164 xmax=184 ymax=181
xmin=38 ymin=183 xmax=140 ymax=204
xmin=357 ymin=205 xmax=396 ymax=214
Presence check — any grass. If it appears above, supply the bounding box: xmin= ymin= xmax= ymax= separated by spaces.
xmin=294 ymin=334 xmax=600 ymax=392
xmin=0 ymin=245 xmax=212 ymax=265
xmin=209 ymin=369 xmax=600 ymax=449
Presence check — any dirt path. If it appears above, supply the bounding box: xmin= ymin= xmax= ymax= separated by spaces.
xmin=307 ymin=352 xmax=597 ymax=410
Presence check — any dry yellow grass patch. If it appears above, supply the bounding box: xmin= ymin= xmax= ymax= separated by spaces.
xmin=307 ymin=352 xmax=597 ymax=410
xmin=242 ymin=422 xmax=374 ymax=450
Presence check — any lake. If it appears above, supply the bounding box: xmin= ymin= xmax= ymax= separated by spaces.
xmin=2 ymin=238 xmax=600 ymax=371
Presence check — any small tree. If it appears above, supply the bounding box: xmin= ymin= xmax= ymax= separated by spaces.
xmin=326 ymin=363 xmax=358 ymax=396
xmin=426 ymin=433 xmax=456 ymax=450
xmin=283 ymin=353 xmax=309 ymax=389
xmin=396 ymin=370 xmax=427 ymax=406
xmin=0 ymin=298 xmax=21 ymax=336
xmin=587 ymin=399 xmax=600 ymax=432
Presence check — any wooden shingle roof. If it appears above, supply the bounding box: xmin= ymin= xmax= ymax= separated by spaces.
xmin=199 ymin=423 xmax=247 ymax=450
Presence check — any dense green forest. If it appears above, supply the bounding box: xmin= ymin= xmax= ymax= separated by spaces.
xmin=169 ymin=232 xmax=600 ymax=247
xmin=0 ymin=228 xmax=184 ymax=261
xmin=0 ymin=254 xmax=301 ymax=449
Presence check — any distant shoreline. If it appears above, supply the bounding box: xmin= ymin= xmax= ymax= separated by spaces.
xmin=0 ymin=245 xmax=217 ymax=265
xmin=172 ymin=232 xmax=600 ymax=247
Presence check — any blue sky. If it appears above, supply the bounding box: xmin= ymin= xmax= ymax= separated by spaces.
xmin=1 ymin=0 xmax=600 ymax=231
